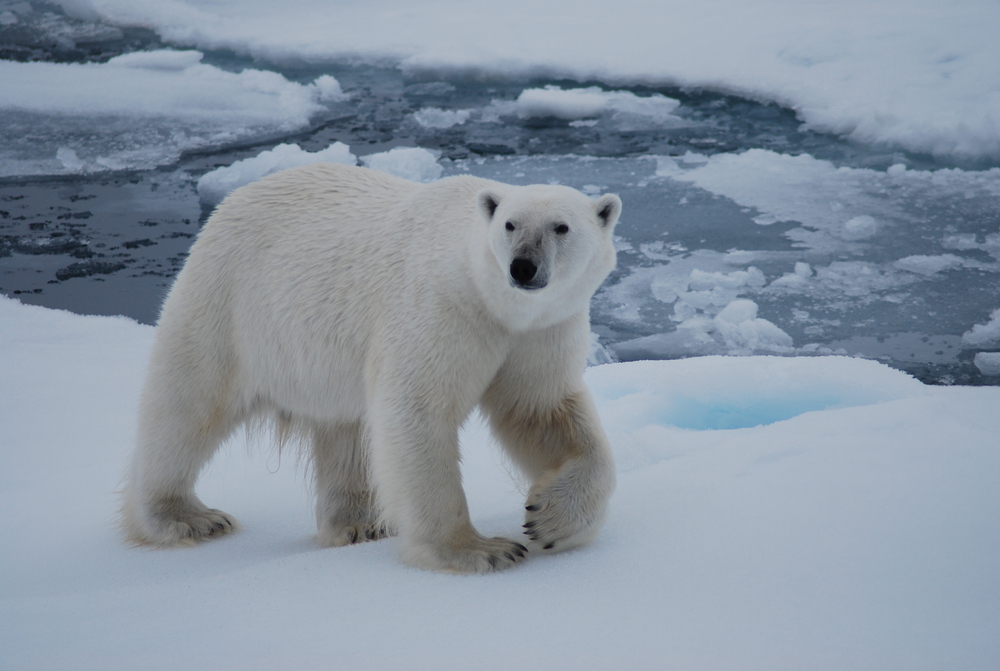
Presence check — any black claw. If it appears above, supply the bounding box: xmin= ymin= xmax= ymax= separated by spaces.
xmin=525 ymin=504 xmax=541 ymax=512
xmin=543 ymin=542 xmax=555 ymax=550
xmin=522 ymin=521 xmax=537 ymax=529
xmin=504 ymin=551 xmax=515 ymax=561
xmin=516 ymin=543 xmax=528 ymax=553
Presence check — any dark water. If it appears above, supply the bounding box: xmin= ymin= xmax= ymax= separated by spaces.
xmin=2 ymin=0 xmax=998 ymax=385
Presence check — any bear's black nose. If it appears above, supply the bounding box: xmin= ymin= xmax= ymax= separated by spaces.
xmin=510 ymin=258 xmax=538 ymax=286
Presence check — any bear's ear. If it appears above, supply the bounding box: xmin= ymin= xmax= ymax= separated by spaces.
xmin=477 ymin=189 xmax=501 ymax=224
xmin=594 ymin=193 xmax=622 ymax=232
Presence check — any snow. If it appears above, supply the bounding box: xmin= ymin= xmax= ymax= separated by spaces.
xmin=2 ymin=295 xmax=998 ymax=670
xmin=197 ymin=142 xmax=357 ymax=205
xmin=51 ymin=0 xmax=1000 ymax=162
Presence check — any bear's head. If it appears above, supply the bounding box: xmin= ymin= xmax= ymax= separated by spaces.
xmin=476 ymin=184 xmax=621 ymax=327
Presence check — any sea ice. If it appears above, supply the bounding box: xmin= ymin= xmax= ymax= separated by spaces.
xmin=0 ymin=50 xmax=347 ymax=176
xmin=360 ymin=147 xmax=443 ymax=183
xmin=507 ymin=86 xmax=685 ymax=129
xmin=197 ymin=142 xmax=357 ymax=205
xmin=413 ymin=107 xmax=472 ymax=129
xmin=893 ymin=254 xmax=966 ymax=276
xmin=58 ymin=0 xmax=1000 ymax=161
xmin=655 ymin=149 xmax=1000 ymax=255
xmin=0 ymin=49 xmax=340 ymax=123
xmin=963 ymin=308 xmax=1000 ymax=347
xmin=974 ymin=352 xmax=1000 ymax=376
xmin=2 ymin=292 xmax=999 ymax=670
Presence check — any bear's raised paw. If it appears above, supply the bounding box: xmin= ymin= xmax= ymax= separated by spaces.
xmin=521 ymin=458 xmax=613 ymax=553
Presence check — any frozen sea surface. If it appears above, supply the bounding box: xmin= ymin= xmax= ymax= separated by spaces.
xmin=2 ymin=295 xmax=999 ymax=671
xmin=1 ymin=0 xmax=998 ymax=384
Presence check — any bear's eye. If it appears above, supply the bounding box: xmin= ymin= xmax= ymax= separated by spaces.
xmin=505 ymin=221 xmax=515 ymax=232
xmin=554 ymin=223 xmax=570 ymax=235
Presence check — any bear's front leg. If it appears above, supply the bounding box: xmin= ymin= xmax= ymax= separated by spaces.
xmin=368 ymin=396 xmax=527 ymax=573
xmin=486 ymin=390 xmax=615 ymax=553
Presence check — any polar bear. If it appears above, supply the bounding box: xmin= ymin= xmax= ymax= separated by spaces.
xmin=122 ymin=163 xmax=621 ymax=573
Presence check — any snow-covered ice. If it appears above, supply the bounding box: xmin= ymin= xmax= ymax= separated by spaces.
xmin=506 ymin=86 xmax=686 ymax=129
xmin=974 ymin=351 xmax=1000 ymax=376
xmin=2 ymin=11 xmax=999 ymax=660
xmin=0 ymin=48 xmax=347 ymax=176
xmin=963 ymin=308 xmax=1000 ymax=347
xmin=49 ymin=0 xmax=1000 ymax=162
xmin=197 ymin=142 xmax=356 ymax=205
xmin=2 ymin=295 xmax=998 ymax=670
xmin=360 ymin=146 xmax=444 ymax=183
xmin=655 ymin=150 xmax=1000 ymax=254
xmin=197 ymin=145 xmax=446 ymax=204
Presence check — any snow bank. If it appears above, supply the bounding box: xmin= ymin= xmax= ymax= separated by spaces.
xmin=0 ymin=49 xmax=346 ymax=176
xmin=197 ymin=142 xmax=357 ymax=205
xmin=57 ymin=0 xmax=1000 ymax=161
xmin=587 ymin=354 xmax=925 ymax=441
xmin=2 ymin=295 xmax=999 ymax=670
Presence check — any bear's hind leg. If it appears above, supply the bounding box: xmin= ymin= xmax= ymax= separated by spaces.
xmin=122 ymin=386 xmax=241 ymax=547
xmin=121 ymin=319 xmax=244 ymax=547
xmin=313 ymin=421 xmax=393 ymax=547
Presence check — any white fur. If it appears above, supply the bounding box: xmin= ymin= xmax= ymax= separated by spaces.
xmin=122 ymin=163 xmax=621 ymax=573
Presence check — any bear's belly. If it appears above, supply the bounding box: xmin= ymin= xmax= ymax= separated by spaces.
xmin=235 ymin=323 xmax=371 ymax=423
